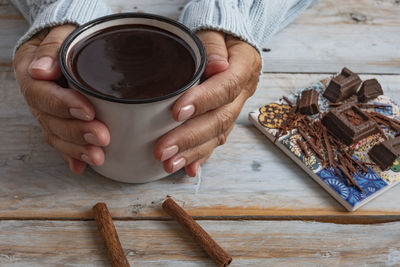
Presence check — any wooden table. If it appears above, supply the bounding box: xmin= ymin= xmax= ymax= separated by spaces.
xmin=1 ymin=0 xmax=400 ymax=266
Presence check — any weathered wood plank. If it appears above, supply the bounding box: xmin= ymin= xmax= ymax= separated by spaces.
xmin=1 ymin=0 xmax=399 ymax=73
xmin=0 ymin=220 xmax=400 ymax=266
xmin=263 ymin=0 xmax=400 ymax=73
xmin=1 ymin=72 xmax=400 ymax=220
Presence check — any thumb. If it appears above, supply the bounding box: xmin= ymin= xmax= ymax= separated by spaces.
xmin=29 ymin=24 xmax=76 ymax=81
xmin=196 ymin=30 xmax=229 ymax=78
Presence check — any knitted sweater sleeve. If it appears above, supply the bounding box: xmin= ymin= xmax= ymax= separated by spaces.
xmin=180 ymin=0 xmax=314 ymax=54
xmin=10 ymin=0 xmax=111 ymax=50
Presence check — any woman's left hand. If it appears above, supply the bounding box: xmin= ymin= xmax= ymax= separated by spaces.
xmin=154 ymin=30 xmax=262 ymax=176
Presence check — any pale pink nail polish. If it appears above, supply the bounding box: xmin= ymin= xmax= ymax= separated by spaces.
xmin=70 ymin=108 xmax=91 ymax=121
xmin=161 ymin=145 xmax=179 ymax=161
xmin=81 ymin=154 xmax=94 ymax=165
xmin=30 ymin=56 xmax=54 ymax=71
xmin=171 ymin=157 xmax=186 ymax=173
xmin=177 ymin=105 xmax=195 ymax=121
xmin=84 ymin=133 xmax=102 ymax=146
xmin=207 ymin=54 xmax=228 ymax=64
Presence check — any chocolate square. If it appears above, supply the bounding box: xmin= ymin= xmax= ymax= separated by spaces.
xmin=298 ymin=90 xmax=319 ymax=115
xmin=357 ymin=79 xmax=383 ymax=103
xmin=323 ymin=67 xmax=362 ymax=103
xmin=321 ymin=103 xmax=378 ymax=145
xmin=369 ymin=136 xmax=400 ymax=170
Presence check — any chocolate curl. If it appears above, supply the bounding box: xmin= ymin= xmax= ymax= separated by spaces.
xmin=333 ymin=165 xmax=346 ymax=184
xmin=322 ymin=128 xmax=334 ymax=167
xmin=282 ymin=96 xmax=293 ymax=107
xmin=337 ymin=164 xmax=364 ymax=192
xmin=370 ymin=112 xmax=400 ymax=132
xmin=374 ymin=121 xmax=388 ymax=140
xmin=162 ymin=198 xmax=232 ymax=267
xmin=337 ymin=154 xmax=365 ymax=193
xmin=296 ymin=137 xmax=309 ymax=157
xmin=343 ymin=150 xmax=369 ymax=174
xmin=357 ymin=103 xmax=391 ymax=109
xmin=328 ymin=103 xmax=343 ymax=107
xmin=274 ymin=106 xmax=297 ymax=143
xmin=92 ymin=203 xmax=130 ymax=267
xmin=298 ymin=128 xmax=324 ymax=160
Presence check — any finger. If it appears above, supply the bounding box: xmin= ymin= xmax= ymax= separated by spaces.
xmin=155 ymin=93 xmax=246 ymax=162
xmin=61 ymin=153 xmax=86 ymax=174
xmin=163 ymin=136 xmax=219 ymax=174
xmin=181 ymin=124 xmax=233 ymax=177
xmin=43 ymin=132 xmax=104 ymax=166
xmin=31 ymin=109 xmax=109 ymax=146
xmin=185 ymin=154 xmax=212 ymax=177
xmin=21 ymin=78 xmax=94 ymax=121
xmin=196 ymin=30 xmax=229 ymax=78
xmin=172 ymin=42 xmax=258 ymax=122
xmin=29 ymin=24 xmax=76 ymax=80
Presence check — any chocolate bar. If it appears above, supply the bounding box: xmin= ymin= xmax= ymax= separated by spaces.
xmin=298 ymin=90 xmax=319 ymax=115
xmin=369 ymin=136 xmax=400 ymax=170
xmin=357 ymin=79 xmax=383 ymax=103
xmin=323 ymin=67 xmax=362 ymax=103
xmin=321 ymin=103 xmax=378 ymax=145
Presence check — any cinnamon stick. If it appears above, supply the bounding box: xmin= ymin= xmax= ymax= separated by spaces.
xmin=162 ymin=198 xmax=232 ymax=267
xmin=92 ymin=203 xmax=130 ymax=267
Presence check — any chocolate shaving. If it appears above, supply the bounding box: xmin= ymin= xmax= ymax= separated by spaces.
xmin=298 ymin=128 xmax=324 ymax=160
xmin=369 ymin=112 xmax=400 ymax=133
xmin=337 ymin=164 xmax=364 ymax=193
xmin=296 ymin=137 xmax=309 ymax=157
xmin=322 ymin=128 xmax=334 ymax=166
xmin=357 ymin=103 xmax=391 ymax=109
xmin=333 ymin=165 xmax=346 ymax=184
xmin=282 ymin=96 xmax=293 ymax=107
xmin=269 ymin=75 xmax=398 ymax=192
xmin=343 ymin=150 xmax=369 ymax=174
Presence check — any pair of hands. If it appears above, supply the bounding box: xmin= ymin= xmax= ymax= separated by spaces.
xmin=13 ymin=24 xmax=261 ymax=177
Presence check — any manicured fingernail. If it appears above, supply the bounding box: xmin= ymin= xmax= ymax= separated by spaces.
xmin=178 ymin=105 xmax=195 ymax=121
xmin=81 ymin=154 xmax=94 ymax=165
xmin=84 ymin=133 xmax=102 ymax=146
xmin=207 ymin=54 xmax=228 ymax=63
xmin=30 ymin=56 xmax=54 ymax=71
xmin=161 ymin=145 xmax=179 ymax=162
xmin=70 ymin=108 xmax=91 ymax=121
xmin=171 ymin=157 xmax=186 ymax=173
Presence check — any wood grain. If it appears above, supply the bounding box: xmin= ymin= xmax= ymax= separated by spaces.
xmin=1 ymin=72 xmax=400 ymax=220
xmin=0 ymin=220 xmax=400 ymax=266
xmin=1 ymin=0 xmax=399 ymax=73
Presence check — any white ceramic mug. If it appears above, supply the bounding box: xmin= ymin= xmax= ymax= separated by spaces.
xmin=60 ymin=13 xmax=206 ymax=183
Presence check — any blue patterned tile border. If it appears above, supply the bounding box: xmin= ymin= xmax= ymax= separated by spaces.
xmin=317 ymin=165 xmax=388 ymax=207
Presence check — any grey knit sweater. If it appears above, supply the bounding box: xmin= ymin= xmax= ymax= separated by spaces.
xmin=10 ymin=0 xmax=313 ymax=54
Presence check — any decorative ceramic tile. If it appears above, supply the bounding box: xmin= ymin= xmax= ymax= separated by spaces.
xmin=249 ymin=77 xmax=400 ymax=211
xmin=317 ymin=165 xmax=387 ymax=207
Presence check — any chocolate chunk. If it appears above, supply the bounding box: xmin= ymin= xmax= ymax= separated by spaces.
xmin=321 ymin=103 xmax=378 ymax=145
xmin=368 ymin=136 xmax=400 ymax=170
xmin=298 ymin=90 xmax=320 ymax=115
xmin=323 ymin=67 xmax=362 ymax=103
xmin=357 ymin=79 xmax=383 ymax=103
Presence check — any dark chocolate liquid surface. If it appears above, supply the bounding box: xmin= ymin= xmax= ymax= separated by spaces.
xmin=71 ymin=25 xmax=196 ymax=99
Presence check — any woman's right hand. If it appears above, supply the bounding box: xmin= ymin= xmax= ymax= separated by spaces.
xmin=13 ymin=24 xmax=110 ymax=174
